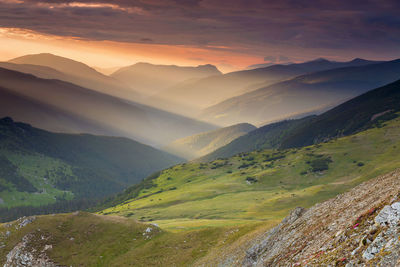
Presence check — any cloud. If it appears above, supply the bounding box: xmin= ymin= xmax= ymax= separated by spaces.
xmin=264 ymin=56 xmax=276 ymax=62
xmin=264 ymin=55 xmax=290 ymax=63
xmin=140 ymin=38 xmax=153 ymax=42
xmin=0 ymin=0 xmax=400 ymax=60
xmin=278 ymin=55 xmax=290 ymax=62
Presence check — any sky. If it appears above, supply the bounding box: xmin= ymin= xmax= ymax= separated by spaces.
xmin=0 ymin=0 xmax=400 ymax=72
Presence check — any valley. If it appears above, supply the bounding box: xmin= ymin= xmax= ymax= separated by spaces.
xmin=1 ymin=8 xmax=400 ymax=264
xmin=100 ymin=113 xmax=400 ymax=230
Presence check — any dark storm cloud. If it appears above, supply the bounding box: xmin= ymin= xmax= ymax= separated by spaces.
xmin=1 ymin=0 xmax=400 ymax=57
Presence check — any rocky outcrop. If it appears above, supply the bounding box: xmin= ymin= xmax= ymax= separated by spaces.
xmin=243 ymin=207 xmax=307 ymax=266
xmin=242 ymin=169 xmax=400 ymax=266
xmin=4 ymin=232 xmax=56 ymax=267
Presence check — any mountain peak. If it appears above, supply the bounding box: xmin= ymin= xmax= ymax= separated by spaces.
xmin=0 ymin=116 xmax=14 ymax=124
xmin=196 ymin=64 xmax=219 ymax=71
xmin=350 ymin=57 xmax=367 ymax=63
xmin=309 ymin=57 xmax=331 ymax=63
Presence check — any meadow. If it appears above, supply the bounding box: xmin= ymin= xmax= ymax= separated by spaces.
xmin=101 ymin=114 xmax=400 ymax=231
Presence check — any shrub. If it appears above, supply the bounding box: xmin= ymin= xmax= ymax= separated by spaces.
xmin=308 ymin=156 xmax=332 ymax=172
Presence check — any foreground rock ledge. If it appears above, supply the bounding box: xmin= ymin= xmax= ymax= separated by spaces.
xmin=243 ymin=169 xmax=400 ymax=266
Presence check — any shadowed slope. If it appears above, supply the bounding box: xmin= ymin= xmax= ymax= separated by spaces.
xmin=164 ymin=123 xmax=256 ymax=159
xmin=0 ymin=67 xmax=217 ymax=146
xmin=201 ymin=59 xmax=400 ymax=125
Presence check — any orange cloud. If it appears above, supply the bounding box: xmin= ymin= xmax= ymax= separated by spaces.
xmin=0 ymin=27 xmax=260 ymax=72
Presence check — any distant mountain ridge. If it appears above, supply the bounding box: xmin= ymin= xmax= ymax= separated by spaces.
xmin=0 ymin=67 xmax=217 ymax=146
xmin=164 ymin=123 xmax=256 ymax=159
xmin=197 ymin=117 xmax=312 ymax=162
xmin=200 ymin=59 xmax=400 ymax=126
xmin=111 ymin=62 xmax=221 ymax=96
xmin=7 ymin=53 xmax=139 ymax=101
xmin=200 ymin=78 xmax=400 ymax=162
xmin=152 ymin=58 xmax=382 ymax=116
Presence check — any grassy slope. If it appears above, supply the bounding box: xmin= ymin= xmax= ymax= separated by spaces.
xmin=0 ymin=118 xmax=183 ymax=208
xmin=2 ymin=117 xmax=400 ymax=266
xmin=101 ymin=114 xmax=400 ymax=231
xmin=0 ymin=212 xmax=264 ymax=266
xmin=0 ymin=151 xmax=74 ymax=207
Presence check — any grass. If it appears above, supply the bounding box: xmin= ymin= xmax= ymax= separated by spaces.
xmin=0 ymin=212 xmax=263 ymax=266
xmin=101 ymin=115 xmax=400 ymax=230
xmin=3 ymin=116 xmax=400 ymax=266
xmin=0 ymin=151 xmax=74 ymax=208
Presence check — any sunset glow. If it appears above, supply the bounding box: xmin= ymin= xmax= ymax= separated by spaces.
xmin=1 ymin=0 xmax=399 ymax=71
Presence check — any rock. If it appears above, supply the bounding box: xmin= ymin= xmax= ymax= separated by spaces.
xmin=5 ymin=230 xmax=11 ymax=237
xmin=375 ymin=202 xmax=400 ymax=226
xmin=242 ymin=207 xmax=307 ymax=266
xmin=43 ymin=244 xmax=53 ymax=251
xmin=4 ymin=233 xmax=56 ymax=267
xmin=363 ymin=232 xmax=387 ymax=260
xmin=16 ymin=216 xmax=36 ymax=229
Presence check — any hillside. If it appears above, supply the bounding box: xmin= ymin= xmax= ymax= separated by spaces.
xmin=280 ymin=78 xmax=400 ymax=148
xmin=7 ymin=53 xmax=139 ymax=101
xmin=0 ymin=212 xmax=262 ymax=266
xmin=201 ymin=59 xmax=400 ymax=125
xmin=0 ymin=117 xmax=182 ymax=210
xmin=200 ymin=79 xmax=400 ymax=162
xmin=3 ymin=114 xmax=400 ymax=267
xmin=152 ymin=58 xmax=381 ymax=115
xmin=1 ymin=109 xmax=400 ymax=266
xmin=111 ymin=62 xmax=221 ymax=96
xmin=243 ymin=169 xmax=400 ymax=266
xmin=0 ymin=67 xmax=217 ymax=146
xmin=100 ymin=112 xmax=400 ymax=232
xmin=164 ymin=123 xmax=256 ymax=159
xmin=198 ymin=117 xmax=313 ymax=162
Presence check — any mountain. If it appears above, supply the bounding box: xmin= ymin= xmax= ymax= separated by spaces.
xmin=3 ymin=109 xmax=400 ymax=266
xmin=152 ymin=58 xmax=381 ymax=115
xmin=7 ymin=53 xmax=139 ymax=101
xmin=3 ymin=110 xmax=400 ymax=266
xmin=0 ymin=67 xmax=217 ymax=146
xmin=198 ymin=117 xmax=313 ymax=162
xmin=200 ymin=59 xmax=400 ymax=126
xmin=111 ymin=62 xmax=222 ymax=96
xmin=280 ymin=78 xmax=400 ymax=148
xmin=246 ymin=62 xmax=293 ymax=70
xmin=163 ymin=123 xmax=256 ymax=159
xmin=0 ymin=117 xmax=182 ymax=209
xmin=243 ymin=169 xmax=400 ymax=266
xmin=100 ymin=112 xmax=400 ymax=230
xmin=200 ymin=79 xmax=400 ymax=162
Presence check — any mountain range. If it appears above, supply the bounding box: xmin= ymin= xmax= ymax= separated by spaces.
xmin=0 ymin=67 xmax=216 ymax=146
xmin=111 ymin=62 xmax=221 ymax=96
xmin=200 ymin=59 xmax=400 ymax=126
xmin=151 ymin=58 xmax=382 ymax=116
xmin=7 ymin=53 xmax=139 ymax=102
xmin=200 ymin=78 xmax=400 ymax=162
xmin=2 ymin=54 xmax=400 ymax=266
